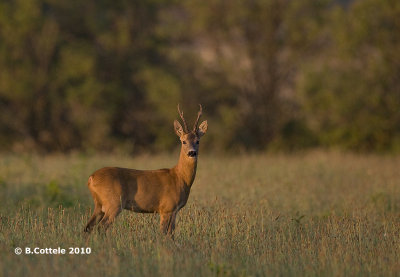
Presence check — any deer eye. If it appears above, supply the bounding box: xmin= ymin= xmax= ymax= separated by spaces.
xmin=182 ymin=141 xmax=186 ymax=144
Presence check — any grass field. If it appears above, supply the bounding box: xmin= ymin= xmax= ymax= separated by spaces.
xmin=1 ymin=151 xmax=400 ymax=276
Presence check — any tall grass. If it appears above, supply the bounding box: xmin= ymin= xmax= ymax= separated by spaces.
xmin=1 ymin=152 xmax=399 ymax=276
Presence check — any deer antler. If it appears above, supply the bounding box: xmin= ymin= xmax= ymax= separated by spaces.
xmin=177 ymin=104 xmax=189 ymax=133
xmin=192 ymin=104 xmax=202 ymax=132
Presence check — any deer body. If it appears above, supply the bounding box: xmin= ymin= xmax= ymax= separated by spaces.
xmin=84 ymin=105 xmax=207 ymax=235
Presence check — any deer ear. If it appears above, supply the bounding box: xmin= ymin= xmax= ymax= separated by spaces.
xmin=197 ymin=120 xmax=208 ymax=137
xmin=174 ymin=120 xmax=184 ymax=137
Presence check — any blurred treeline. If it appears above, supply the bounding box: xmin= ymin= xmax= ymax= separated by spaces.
xmin=0 ymin=0 xmax=399 ymax=153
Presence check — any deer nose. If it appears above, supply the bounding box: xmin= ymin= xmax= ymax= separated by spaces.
xmin=187 ymin=150 xmax=197 ymax=157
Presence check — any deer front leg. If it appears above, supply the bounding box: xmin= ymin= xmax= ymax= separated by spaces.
xmin=160 ymin=212 xmax=172 ymax=235
xmin=160 ymin=212 xmax=177 ymax=236
xmin=169 ymin=212 xmax=177 ymax=235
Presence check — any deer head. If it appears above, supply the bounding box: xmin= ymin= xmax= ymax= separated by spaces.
xmin=174 ymin=104 xmax=208 ymax=158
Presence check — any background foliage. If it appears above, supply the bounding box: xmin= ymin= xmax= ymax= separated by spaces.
xmin=0 ymin=0 xmax=399 ymax=153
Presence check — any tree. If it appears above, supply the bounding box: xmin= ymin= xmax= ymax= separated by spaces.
xmin=299 ymin=0 xmax=400 ymax=151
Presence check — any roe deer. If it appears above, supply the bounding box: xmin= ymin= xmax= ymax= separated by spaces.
xmin=84 ymin=104 xmax=208 ymax=235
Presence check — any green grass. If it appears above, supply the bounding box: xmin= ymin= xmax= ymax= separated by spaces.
xmin=1 ymin=151 xmax=400 ymax=276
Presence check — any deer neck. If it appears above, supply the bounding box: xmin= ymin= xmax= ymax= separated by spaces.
xmin=174 ymin=149 xmax=197 ymax=186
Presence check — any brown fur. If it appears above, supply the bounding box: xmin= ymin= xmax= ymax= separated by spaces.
xmin=84 ymin=105 xmax=208 ymax=235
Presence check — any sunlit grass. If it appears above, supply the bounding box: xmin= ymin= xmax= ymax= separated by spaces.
xmin=1 ymin=152 xmax=400 ymax=276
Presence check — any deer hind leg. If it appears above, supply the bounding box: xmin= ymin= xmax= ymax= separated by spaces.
xmin=84 ymin=206 xmax=104 ymax=233
xmin=98 ymin=204 xmax=122 ymax=231
xmin=84 ymin=194 xmax=104 ymax=233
